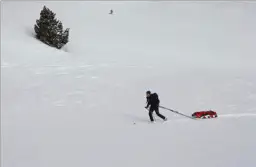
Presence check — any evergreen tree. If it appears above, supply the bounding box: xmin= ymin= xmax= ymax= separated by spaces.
xmin=34 ymin=6 xmax=70 ymax=49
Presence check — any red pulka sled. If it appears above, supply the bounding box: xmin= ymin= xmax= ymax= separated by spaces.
xmin=191 ymin=110 xmax=218 ymax=119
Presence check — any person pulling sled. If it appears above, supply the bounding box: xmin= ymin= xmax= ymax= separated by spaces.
xmin=109 ymin=9 xmax=113 ymax=15
xmin=145 ymin=91 xmax=167 ymax=122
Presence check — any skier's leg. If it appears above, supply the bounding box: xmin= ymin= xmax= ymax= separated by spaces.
xmin=148 ymin=108 xmax=154 ymax=122
xmin=155 ymin=107 xmax=166 ymax=120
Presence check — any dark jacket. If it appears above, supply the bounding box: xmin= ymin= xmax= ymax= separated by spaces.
xmin=146 ymin=94 xmax=160 ymax=108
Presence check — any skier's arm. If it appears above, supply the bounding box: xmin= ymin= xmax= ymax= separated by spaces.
xmin=145 ymin=97 xmax=151 ymax=108
xmin=146 ymin=102 xmax=150 ymax=108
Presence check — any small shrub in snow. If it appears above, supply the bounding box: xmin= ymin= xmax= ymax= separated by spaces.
xmin=34 ymin=6 xmax=70 ymax=49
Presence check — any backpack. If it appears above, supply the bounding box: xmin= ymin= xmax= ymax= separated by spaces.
xmin=151 ymin=93 xmax=160 ymax=105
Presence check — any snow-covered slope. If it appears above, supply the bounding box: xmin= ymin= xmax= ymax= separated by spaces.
xmin=1 ymin=1 xmax=256 ymax=167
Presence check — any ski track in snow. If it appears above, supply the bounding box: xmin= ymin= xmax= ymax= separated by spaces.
xmin=134 ymin=113 xmax=256 ymax=125
xmin=219 ymin=113 xmax=256 ymax=118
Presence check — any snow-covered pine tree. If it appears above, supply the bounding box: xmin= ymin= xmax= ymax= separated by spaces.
xmin=34 ymin=6 xmax=70 ymax=49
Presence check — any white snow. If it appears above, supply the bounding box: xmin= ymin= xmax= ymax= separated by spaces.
xmin=1 ymin=1 xmax=256 ymax=167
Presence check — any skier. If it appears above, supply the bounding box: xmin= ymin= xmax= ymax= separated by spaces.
xmin=145 ymin=91 xmax=167 ymax=122
xmin=109 ymin=9 xmax=113 ymax=15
